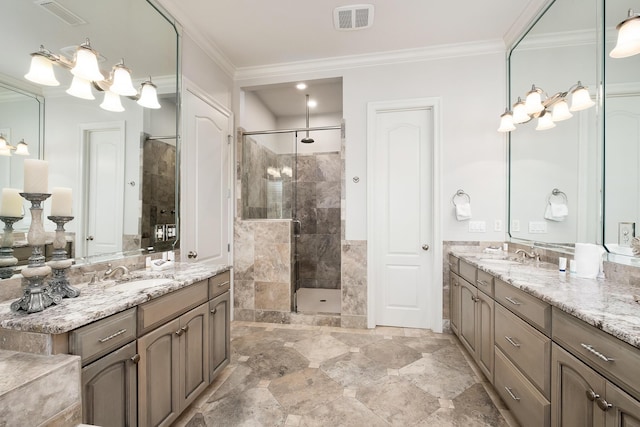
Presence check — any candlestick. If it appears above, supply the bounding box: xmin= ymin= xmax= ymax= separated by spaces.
xmin=23 ymin=159 xmax=49 ymax=194
xmin=47 ymin=215 xmax=79 ymax=298
xmin=0 ymin=215 xmax=22 ymax=279
xmin=10 ymin=193 xmax=60 ymax=314
xmin=0 ymin=188 xmax=23 ymax=217
xmin=51 ymin=187 xmax=73 ymax=217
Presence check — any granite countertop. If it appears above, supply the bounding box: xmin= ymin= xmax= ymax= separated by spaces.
xmin=451 ymin=250 xmax=640 ymax=349
xmin=0 ymin=261 xmax=230 ymax=334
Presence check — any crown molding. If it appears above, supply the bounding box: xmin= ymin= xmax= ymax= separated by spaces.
xmin=517 ymin=29 xmax=598 ymax=50
xmin=234 ymin=39 xmax=506 ymax=82
xmin=503 ymin=0 xmax=553 ymax=49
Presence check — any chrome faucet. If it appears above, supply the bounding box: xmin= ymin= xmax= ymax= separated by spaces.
xmin=515 ymin=248 xmax=541 ymax=262
xmin=103 ymin=264 xmax=130 ymax=279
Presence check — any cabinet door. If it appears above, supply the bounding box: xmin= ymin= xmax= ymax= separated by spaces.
xmin=138 ymin=318 xmax=180 ymax=427
xmin=551 ymin=344 xmax=606 ymax=427
xmin=180 ymin=303 xmax=210 ymax=410
xmin=82 ymin=341 xmax=137 ymax=427
xmin=449 ymin=273 xmax=461 ymax=336
xmin=209 ymin=291 xmax=230 ymax=381
xmin=476 ymin=290 xmax=494 ymax=383
xmin=605 ymin=382 xmax=640 ymax=427
xmin=459 ymin=279 xmax=477 ymax=357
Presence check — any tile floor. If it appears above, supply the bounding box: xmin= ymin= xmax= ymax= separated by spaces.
xmin=174 ymin=321 xmax=518 ymax=427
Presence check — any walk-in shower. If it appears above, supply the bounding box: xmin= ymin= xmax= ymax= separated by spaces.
xmin=240 ymin=124 xmax=342 ymax=314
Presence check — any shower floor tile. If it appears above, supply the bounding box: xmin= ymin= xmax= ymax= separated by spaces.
xmin=296 ymin=288 xmax=341 ymax=314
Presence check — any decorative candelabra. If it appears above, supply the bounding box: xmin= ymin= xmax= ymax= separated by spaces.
xmin=47 ymin=215 xmax=79 ymax=299
xmin=10 ymin=193 xmax=61 ymax=313
xmin=0 ymin=216 xmax=23 ymax=279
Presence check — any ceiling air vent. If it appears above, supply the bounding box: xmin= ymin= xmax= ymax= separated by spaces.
xmin=334 ymin=4 xmax=374 ymax=31
xmin=34 ymin=0 xmax=86 ymax=26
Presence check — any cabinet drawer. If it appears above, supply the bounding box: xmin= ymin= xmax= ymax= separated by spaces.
xmin=448 ymin=254 xmax=459 ymax=275
xmin=459 ymin=260 xmax=476 ymax=284
xmin=495 ymin=279 xmax=550 ymax=335
xmin=495 ymin=304 xmax=551 ymax=398
xmin=552 ymin=307 xmax=640 ymax=401
xmin=138 ymin=280 xmax=208 ymax=336
xmin=476 ymin=269 xmax=494 ymax=297
xmin=208 ymin=270 xmax=231 ymax=299
xmin=495 ymin=347 xmax=550 ymax=427
xmin=69 ymin=307 xmax=137 ymax=366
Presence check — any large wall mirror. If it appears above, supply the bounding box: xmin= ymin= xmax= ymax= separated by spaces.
xmin=0 ymin=0 xmax=179 ymax=270
xmin=508 ymin=0 xmax=602 ymax=250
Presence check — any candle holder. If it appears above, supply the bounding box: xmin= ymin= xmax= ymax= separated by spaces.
xmin=46 ymin=215 xmax=79 ymax=299
xmin=0 ymin=216 xmax=23 ymax=279
xmin=10 ymin=193 xmax=60 ymax=313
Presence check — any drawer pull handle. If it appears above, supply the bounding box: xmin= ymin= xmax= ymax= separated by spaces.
xmin=131 ymin=354 xmax=140 ymax=364
xmin=580 ymin=343 xmax=615 ymax=362
xmin=211 ymin=308 xmax=218 ymax=315
xmin=453 ymin=280 xmax=459 ymax=287
xmin=504 ymin=296 xmax=521 ymax=306
xmin=176 ymin=327 xmax=188 ymax=336
xmin=504 ymin=336 xmax=521 ymax=348
xmin=585 ymin=389 xmax=600 ymax=401
xmin=182 ymin=325 xmax=189 ymax=333
xmin=218 ymin=281 xmax=230 ymax=287
xmin=98 ymin=328 xmax=127 ymax=343
xmin=504 ymin=386 xmax=521 ymax=401
xmin=597 ymin=398 xmax=612 ymax=412
xmin=477 ymin=280 xmax=489 ymax=287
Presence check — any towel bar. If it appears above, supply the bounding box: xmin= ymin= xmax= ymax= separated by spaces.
xmin=548 ymin=188 xmax=567 ymax=203
xmin=452 ymin=189 xmax=471 ymax=206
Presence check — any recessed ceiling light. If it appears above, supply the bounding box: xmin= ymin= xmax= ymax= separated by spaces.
xmin=307 ymin=99 xmax=317 ymax=108
xmin=296 ymin=83 xmax=307 ymax=90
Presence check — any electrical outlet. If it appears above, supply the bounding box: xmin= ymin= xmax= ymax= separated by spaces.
xmin=619 ymin=222 xmax=635 ymax=247
xmin=511 ymin=220 xmax=520 ymax=232
xmin=494 ymin=219 xmax=502 ymax=232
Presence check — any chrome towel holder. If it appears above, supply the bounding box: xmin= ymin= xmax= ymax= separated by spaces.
xmin=452 ymin=189 xmax=471 ymax=206
xmin=548 ymin=188 xmax=567 ymax=203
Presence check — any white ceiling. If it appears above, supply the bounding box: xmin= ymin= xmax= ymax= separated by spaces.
xmin=159 ymin=0 xmax=545 ymax=118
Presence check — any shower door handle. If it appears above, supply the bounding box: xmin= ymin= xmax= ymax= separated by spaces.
xmin=293 ymin=219 xmax=301 ymax=236
xmin=422 ymin=244 xmax=430 ymax=251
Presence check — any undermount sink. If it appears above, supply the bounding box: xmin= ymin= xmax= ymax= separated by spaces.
xmin=112 ymin=277 xmax=174 ymax=291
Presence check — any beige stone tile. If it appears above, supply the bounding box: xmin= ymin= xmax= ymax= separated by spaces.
xmin=293 ymin=334 xmax=350 ymax=364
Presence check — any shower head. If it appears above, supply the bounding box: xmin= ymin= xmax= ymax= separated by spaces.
xmin=302 ymin=94 xmax=314 ymax=144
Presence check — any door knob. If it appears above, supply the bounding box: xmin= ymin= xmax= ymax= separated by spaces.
xmin=188 ymin=251 xmax=198 ymax=259
xmin=422 ymin=244 xmax=430 ymax=251
xmin=86 ymin=235 xmax=94 ymax=241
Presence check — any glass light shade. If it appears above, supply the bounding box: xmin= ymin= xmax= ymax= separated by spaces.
xmin=137 ymin=81 xmax=161 ymax=109
xmin=570 ymin=86 xmax=595 ymax=111
xmin=498 ymin=110 xmax=516 ymax=132
xmin=66 ymin=75 xmax=95 ymax=100
xmin=525 ymin=87 xmax=544 ymax=115
xmin=610 ymin=12 xmax=640 ymax=58
xmin=71 ymin=46 xmax=104 ymax=82
xmin=551 ymin=99 xmax=573 ymax=121
xmin=512 ymin=99 xmax=530 ymax=124
xmin=0 ymin=135 xmax=7 ymax=149
xmin=24 ymin=54 xmax=60 ymax=86
xmin=14 ymin=140 xmax=29 ymax=156
xmin=0 ymin=146 xmax=11 ymax=157
xmin=110 ymin=64 xmax=137 ymax=96
xmin=536 ymin=111 xmax=556 ymax=130
xmin=100 ymin=91 xmax=125 ymax=112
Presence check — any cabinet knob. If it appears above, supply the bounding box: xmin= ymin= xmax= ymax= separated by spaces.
xmin=86 ymin=235 xmax=94 ymax=241
xmin=422 ymin=244 xmax=430 ymax=251
xmin=211 ymin=308 xmax=217 ymax=315
xmin=175 ymin=329 xmax=184 ymax=336
xmin=596 ymin=397 xmax=612 ymax=412
xmin=585 ymin=389 xmax=600 ymax=401
xmin=131 ymin=354 xmax=140 ymax=364
xmin=188 ymin=251 xmax=198 ymax=259
xmin=182 ymin=325 xmax=189 ymax=333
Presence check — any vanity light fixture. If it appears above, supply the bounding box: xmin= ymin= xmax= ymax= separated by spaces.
xmin=24 ymin=39 xmax=161 ymax=112
xmin=14 ymin=140 xmax=30 ymax=156
xmin=610 ymin=9 xmax=640 ymax=58
xmin=498 ymin=80 xmax=595 ymax=133
xmin=0 ymin=136 xmax=30 ymax=156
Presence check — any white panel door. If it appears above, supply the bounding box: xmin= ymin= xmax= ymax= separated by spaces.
xmin=372 ymin=105 xmax=434 ymax=329
xmin=84 ymin=126 xmax=124 ymax=256
xmin=182 ymin=89 xmax=231 ymax=263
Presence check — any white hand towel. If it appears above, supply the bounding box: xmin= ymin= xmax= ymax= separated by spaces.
xmin=455 ymin=203 xmax=472 ymax=221
xmin=544 ymin=202 xmax=568 ymax=222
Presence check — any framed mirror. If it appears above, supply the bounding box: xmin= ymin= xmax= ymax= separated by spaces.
xmin=508 ymin=0 xmax=601 ymax=250
xmin=0 ymin=0 xmax=180 ymax=270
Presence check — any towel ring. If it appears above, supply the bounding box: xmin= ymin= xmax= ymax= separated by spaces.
xmin=548 ymin=188 xmax=567 ymax=204
xmin=452 ymin=189 xmax=471 ymax=206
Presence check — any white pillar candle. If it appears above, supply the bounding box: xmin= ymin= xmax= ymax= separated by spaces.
xmin=0 ymin=188 xmax=23 ymax=217
xmin=23 ymin=159 xmax=49 ymax=193
xmin=51 ymin=187 xmax=73 ymax=216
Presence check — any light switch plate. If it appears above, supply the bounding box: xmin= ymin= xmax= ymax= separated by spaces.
xmin=619 ymin=222 xmax=635 ymax=247
xmin=494 ymin=219 xmax=502 ymax=232
xmin=511 ymin=220 xmax=520 ymax=232
xmin=529 ymin=221 xmax=547 ymax=234
xmin=469 ymin=221 xmax=487 ymax=233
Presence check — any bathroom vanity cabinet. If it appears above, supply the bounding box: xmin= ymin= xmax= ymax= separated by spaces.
xmin=449 ymin=253 xmax=640 ymax=427
xmin=68 ymin=269 xmax=231 ymax=427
